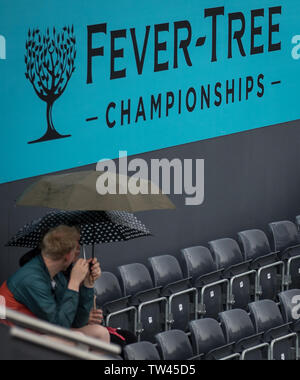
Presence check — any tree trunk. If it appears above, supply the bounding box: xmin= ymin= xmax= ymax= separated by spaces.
xmin=46 ymin=101 xmax=56 ymax=134
xmin=28 ymin=100 xmax=71 ymax=144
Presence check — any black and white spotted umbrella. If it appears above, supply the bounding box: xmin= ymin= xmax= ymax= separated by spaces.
xmin=6 ymin=210 xmax=151 ymax=249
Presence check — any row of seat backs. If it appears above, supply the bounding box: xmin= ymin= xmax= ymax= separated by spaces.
xmin=95 ymin=244 xmax=246 ymax=305
xmin=124 ymin=293 xmax=300 ymax=360
xmin=95 ymin=221 xmax=300 ymax=304
xmin=95 ymin=256 xmax=187 ymax=305
xmin=208 ymin=220 xmax=300 ymax=270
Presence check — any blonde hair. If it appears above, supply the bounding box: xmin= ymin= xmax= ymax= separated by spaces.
xmin=41 ymin=225 xmax=80 ymax=261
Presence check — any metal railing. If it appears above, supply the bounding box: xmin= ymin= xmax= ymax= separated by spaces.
xmin=4 ymin=308 xmax=121 ymax=360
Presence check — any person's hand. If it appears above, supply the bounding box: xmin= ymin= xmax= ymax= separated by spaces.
xmin=88 ymin=309 xmax=104 ymax=326
xmin=84 ymin=258 xmax=101 ymax=288
xmin=69 ymin=259 xmax=89 ymax=292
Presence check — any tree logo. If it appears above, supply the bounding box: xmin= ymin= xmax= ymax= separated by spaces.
xmin=25 ymin=26 xmax=76 ymax=144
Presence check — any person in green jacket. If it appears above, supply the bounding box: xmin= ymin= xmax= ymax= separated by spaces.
xmin=2 ymin=225 xmax=110 ymax=343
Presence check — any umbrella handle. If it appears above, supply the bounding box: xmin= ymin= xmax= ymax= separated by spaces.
xmin=89 ymin=244 xmax=95 ymax=272
xmin=82 ymin=245 xmax=87 ymax=261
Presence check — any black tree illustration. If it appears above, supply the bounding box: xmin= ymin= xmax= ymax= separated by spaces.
xmin=25 ymin=26 xmax=76 ymax=144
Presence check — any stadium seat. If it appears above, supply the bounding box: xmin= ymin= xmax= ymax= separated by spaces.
xmin=189 ymin=318 xmax=239 ymax=360
xmin=278 ymin=289 xmax=300 ymax=335
xmin=219 ymin=309 xmax=269 ymax=360
xmin=208 ymin=238 xmax=256 ymax=310
xmin=95 ymin=272 xmax=136 ymax=333
xmin=118 ymin=263 xmax=168 ymax=342
xmin=180 ymin=246 xmax=229 ymax=319
xmin=148 ymin=255 xmax=197 ymax=332
xmin=249 ymin=300 xmax=298 ymax=360
xmin=238 ymin=229 xmax=284 ymax=301
xmin=155 ymin=330 xmax=199 ymax=360
xmin=295 ymin=216 xmax=300 ymax=231
xmin=269 ymin=220 xmax=300 ymax=289
xmin=124 ymin=341 xmax=161 ymax=360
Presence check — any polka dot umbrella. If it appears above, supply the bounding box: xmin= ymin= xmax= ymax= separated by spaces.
xmin=6 ymin=210 xmax=151 ymax=249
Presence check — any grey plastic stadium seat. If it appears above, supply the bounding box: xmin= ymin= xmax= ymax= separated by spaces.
xmin=180 ymin=246 xmax=228 ymax=319
xmin=148 ymin=255 xmax=197 ymax=332
xmin=295 ymin=216 xmax=300 ymax=231
xmin=270 ymin=221 xmax=300 ymax=252
xmin=238 ymin=229 xmax=273 ymax=261
xmin=208 ymin=238 xmax=256 ymax=310
xmin=95 ymin=272 xmax=136 ymax=333
xmin=155 ymin=330 xmax=197 ymax=360
xmin=249 ymin=300 xmax=298 ymax=360
xmin=278 ymin=289 xmax=300 ymax=333
xmin=149 ymin=254 xmax=185 ymax=286
xmin=219 ymin=309 xmax=268 ymax=360
xmin=238 ymin=229 xmax=284 ymax=301
xmin=124 ymin=342 xmax=161 ymax=360
xmin=189 ymin=318 xmax=239 ymax=360
xmin=118 ymin=263 xmax=167 ymax=342
xmin=269 ymin=220 xmax=300 ymax=289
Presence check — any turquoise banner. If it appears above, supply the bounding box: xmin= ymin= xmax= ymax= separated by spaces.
xmin=0 ymin=0 xmax=299 ymax=183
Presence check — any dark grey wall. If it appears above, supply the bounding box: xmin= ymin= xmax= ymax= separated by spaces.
xmin=1 ymin=119 xmax=300 ymax=284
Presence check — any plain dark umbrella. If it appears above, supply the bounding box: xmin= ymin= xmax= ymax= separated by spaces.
xmin=14 ymin=170 xmax=174 ymax=262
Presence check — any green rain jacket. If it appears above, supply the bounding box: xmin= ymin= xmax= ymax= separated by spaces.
xmin=7 ymin=255 xmax=94 ymax=329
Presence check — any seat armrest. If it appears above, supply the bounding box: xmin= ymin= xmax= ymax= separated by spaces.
xmin=223 ymin=260 xmax=252 ymax=278
xmin=251 ymin=252 xmax=280 ymax=269
xmin=161 ymin=278 xmax=193 ymax=296
xmin=194 ymin=269 xmax=224 ymax=287
xmin=264 ymin=323 xmax=293 ymax=342
xmin=130 ymin=287 xmax=162 ymax=306
xmin=188 ymin=353 xmax=204 ymax=361
xmin=281 ymin=245 xmax=300 ymax=260
xmin=101 ymin=296 xmax=131 ymax=314
xmin=235 ymin=332 xmax=264 ymax=352
xmin=291 ymin=319 xmax=300 ymax=333
xmin=205 ymin=342 xmax=236 ymax=360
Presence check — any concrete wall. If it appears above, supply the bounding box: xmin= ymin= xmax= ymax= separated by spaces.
xmin=1 ymin=119 xmax=300 ymax=283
